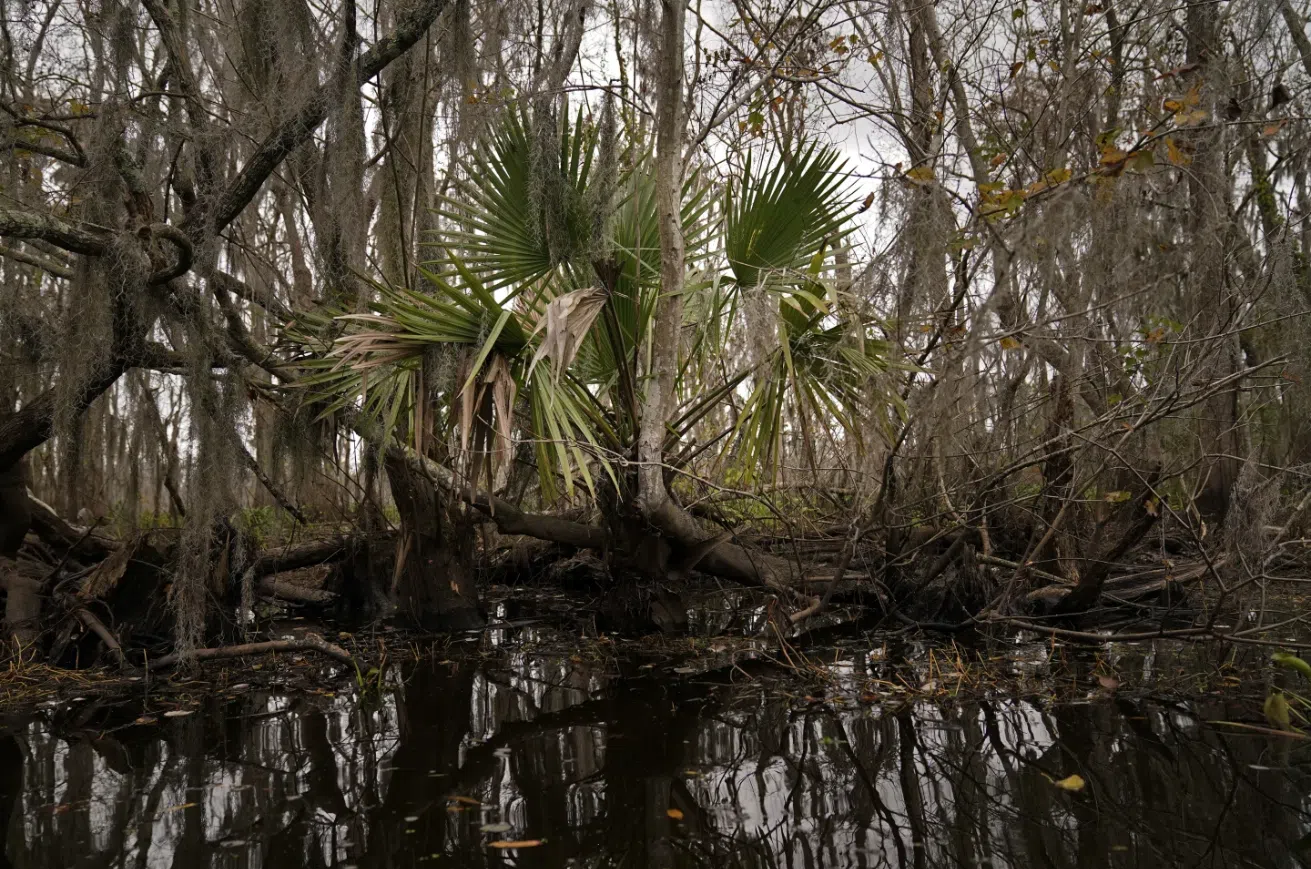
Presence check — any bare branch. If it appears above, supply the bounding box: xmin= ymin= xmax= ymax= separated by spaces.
xmin=0 ymin=208 xmax=110 ymax=256
xmin=204 ymin=0 xmax=452 ymax=235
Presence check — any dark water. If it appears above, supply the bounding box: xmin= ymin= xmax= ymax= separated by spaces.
xmin=1 ymin=623 xmax=1309 ymax=869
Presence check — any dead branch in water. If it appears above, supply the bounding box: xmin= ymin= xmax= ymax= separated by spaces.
xmin=147 ymin=635 xmax=352 ymax=671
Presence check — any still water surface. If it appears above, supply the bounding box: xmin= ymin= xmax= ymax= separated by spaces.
xmin=0 ymin=621 xmax=1307 ymax=868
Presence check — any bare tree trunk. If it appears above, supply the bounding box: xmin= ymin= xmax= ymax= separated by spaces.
xmin=636 ymin=0 xmax=686 ymax=521
xmin=383 ymin=454 xmax=483 ymax=630
xmin=1187 ymin=3 xmax=1241 ymax=522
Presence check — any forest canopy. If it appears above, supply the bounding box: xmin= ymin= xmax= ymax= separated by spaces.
xmin=1 ymin=0 xmax=1310 ymax=661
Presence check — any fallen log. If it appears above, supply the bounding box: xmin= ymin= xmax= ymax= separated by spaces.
xmin=258 ymin=577 xmax=337 ymax=605
xmin=250 ymin=536 xmax=360 ymax=578
xmin=147 ymin=634 xmax=352 ymax=670
xmin=26 ymin=494 xmax=119 ymax=559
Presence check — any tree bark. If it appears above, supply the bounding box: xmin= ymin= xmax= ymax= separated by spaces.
xmin=383 ymin=454 xmax=483 ymax=631
xmin=635 ymin=0 xmax=687 ymax=521
xmin=1186 ymin=3 xmax=1241 ymax=522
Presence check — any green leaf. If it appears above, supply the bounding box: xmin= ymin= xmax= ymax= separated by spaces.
xmin=1273 ymin=652 xmax=1311 ymax=682
xmin=1266 ymin=691 xmax=1293 ymax=731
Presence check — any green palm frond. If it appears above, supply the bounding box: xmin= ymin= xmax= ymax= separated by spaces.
xmin=726 ymin=144 xmax=857 ymax=293
xmin=287 ymin=109 xmax=904 ymax=505
xmin=434 ymin=107 xmax=606 ymax=298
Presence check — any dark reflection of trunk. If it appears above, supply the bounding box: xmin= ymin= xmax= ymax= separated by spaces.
xmin=948 ymin=708 xmax=991 ymax=869
xmin=297 ymin=703 xmax=350 ymax=817
xmin=0 ymin=733 xmax=21 ymax=869
xmin=895 ymin=709 xmax=929 ymax=869
xmin=828 ymin=710 xmax=908 ymax=868
xmin=1050 ymin=704 xmax=1104 ymax=868
xmin=169 ymin=717 xmax=209 ymax=869
xmin=597 ymin=679 xmax=700 ymax=869
xmin=980 ymin=701 xmax=1056 ymax=867
xmin=1 ymin=643 xmax=1311 ymax=868
xmin=507 ymin=716 xmax=576 ymax=865
xmin=365 ymin=660 xmax=476 ymax=868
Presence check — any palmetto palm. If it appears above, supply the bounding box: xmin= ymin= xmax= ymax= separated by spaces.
xmin=291 ymin=107 xmax=902 ymax=502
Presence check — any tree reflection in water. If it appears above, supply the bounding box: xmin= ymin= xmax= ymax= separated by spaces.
xmin=0 ymin=631 xmax=1306 ymax=869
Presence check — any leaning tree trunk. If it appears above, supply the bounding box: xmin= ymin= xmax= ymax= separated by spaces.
xmin=0 ymin=461 xmax=38 ymax=652
xmin=383 ymin=455 xmax=482 ymax=631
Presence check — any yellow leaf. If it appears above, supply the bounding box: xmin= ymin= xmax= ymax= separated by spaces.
xmin=1164 ymin=137 xmax=1190 ymax=166
xmin=1174 ymin=108 xmax=1208 ymax=126
xmin=905 ymin=165 xmax=935 ymax=183
xmin=1103 ymin=490 xmax=1131 ymax=503
xmin=1162 ymin=98 xmax=1183 ymax=113
xmin=1045 ymin=167 xmax=1072 ymax=185
xmin=990 ymin=152 xmax=1007 ymax=167
xmin=1144 ymin=497 xmax=1159 ymax=516
xmin=1010 ymin=61 xmax=1024 ymax=78
xmin=1099 ymin=147 xmax=1128 ymax=166
xmin=490 ymin=840 xmax=543 ymax=849
xmin=667 ymin=809 xmax=684 ymax=820
xmin=1265 ymin=691 xmax=1293 ymax=731
xmin=1126 ymin=149 xmax=1155 ymax=172
xmin=999 ymin=336 xmax=1021 ymax=350
xmin=1053 ymin=774 xmax=1086 ymax=792
xmin=1264 ymin=121 xmax=1286 ymax=137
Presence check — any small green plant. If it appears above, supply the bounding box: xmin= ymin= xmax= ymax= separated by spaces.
xmin=353 ymin=657 xmax=390 ymax=707
xmin=236 ymin=506 xmax=278 ymax=546
xmin=1264 ymin=651 xmax=1311 ymax=731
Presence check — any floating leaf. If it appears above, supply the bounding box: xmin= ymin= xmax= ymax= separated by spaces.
xmin=163 ymin=709 xmax=194 ymax=718
xmin=1053 ymin=774 xmax=1086 ymax=792
xmin=1097 ymin=675 xmax=1120 ymax=691
xmin=489 ymin=840 xmax=543 ymax=849
xmin=480 ymin=823 xmax=513 ymax=834
xmin=667 ymin=809 xmax=684 ymax=820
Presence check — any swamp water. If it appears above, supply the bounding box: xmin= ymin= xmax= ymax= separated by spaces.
xmin=0 ymin=609 xmax=1308 ymax=869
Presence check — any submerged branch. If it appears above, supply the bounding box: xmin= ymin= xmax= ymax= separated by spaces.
xmin=147 ymin=634 xmax=352 ymax=670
